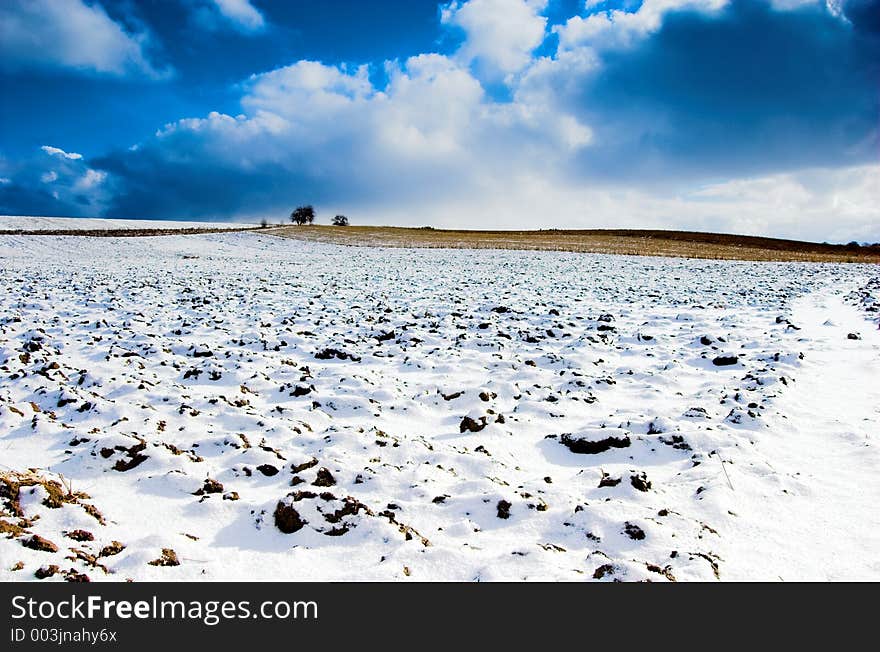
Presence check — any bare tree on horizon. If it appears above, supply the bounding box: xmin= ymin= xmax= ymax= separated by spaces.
xmin=291 ymin=205 xmax=315 ymax=224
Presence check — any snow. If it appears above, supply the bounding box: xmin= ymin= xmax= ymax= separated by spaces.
xmin=722 ymin=291 xmax=880 ymax=580
xmin=0 ymin=215 xmax=251 ymax=231
xmin=0 ymin=230 xmax=877 ymax=582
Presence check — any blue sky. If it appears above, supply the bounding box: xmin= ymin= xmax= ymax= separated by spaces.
xmin=0 ymin=0 xmax=878 ymax=241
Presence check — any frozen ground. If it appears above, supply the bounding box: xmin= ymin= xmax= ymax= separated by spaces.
xmin=0 ymin=230 xmax=877 ymax=582
xmin=0 ymin=215 xmax=250 ymax=231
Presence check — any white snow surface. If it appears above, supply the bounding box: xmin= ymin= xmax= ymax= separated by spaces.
xmin=0 ymin=231 xmax=878 ymax=582
xmin=0 ymin=216 xmax=250 ymax=231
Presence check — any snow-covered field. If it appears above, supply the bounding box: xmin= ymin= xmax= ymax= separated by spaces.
xmin=0 ymin=216 xmax=251 ymax=231
xmin=1 ymin=231 xmax=878 ymax=582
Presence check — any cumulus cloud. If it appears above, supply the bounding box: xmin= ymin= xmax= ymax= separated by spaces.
xmin=93 ymin=54 xmax=592 ymax=220
xmin=442 ymin=0 xmax=549 ymax=77
xmin=0 ymin=0 xmax=165 ymax=78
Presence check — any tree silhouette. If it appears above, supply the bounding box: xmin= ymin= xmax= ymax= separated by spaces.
xmin=290 ymin=205 xmax=315 ymax=225
xmin=332 ymin=215 xmax=349 ymax=226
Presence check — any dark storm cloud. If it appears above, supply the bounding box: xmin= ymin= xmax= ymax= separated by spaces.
xmin=565 ymin=0 xmax=880 ymax=181
xmin=0 ymin=147 xmax=111 ymax=217
xmin=0 ymin=183 xmax=77 ymax=217
xmin=91 ymin=150 xmax=302 ymax=221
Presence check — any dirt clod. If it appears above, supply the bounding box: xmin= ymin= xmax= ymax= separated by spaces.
xmin=65 ymin=529 xmax=94 ymax=542
xmin=99 ymin=541 xmax=125 ymax=557
xmin=148 ymin=548 xmax=179 ymax=567
xmin=274 ymin=502 xmax=306 ymax=534
xmin=193 ymin=478 xmax=224 ymax=495
xmin=312 ymin=468 xmax=336 ymax=487
xmin=23 ymin=534 xmax=58 ymax=553
xmin=35 ymin=564 xmax=60 ymax=579
xmin=561 ymin=433 xmax=630 ymax=454
xmin=630 ymin=473 xmax=652 ymax=492
xmin=459 ymin=416 xmax=487 ymax=433
xmin=624 ymin=522 xmax=646 ymax=540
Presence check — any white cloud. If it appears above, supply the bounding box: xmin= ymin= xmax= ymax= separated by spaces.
xmin=686 ymin=165 xmax=880 ymax=242
xmin=559 ymin=0 xmax=842 ymax=55
xmin=41 ymin=146 xmax=83 ymax=160
xmin=108 ymin=54 xmax=593 ymax=221
xmin=225 ymin=55 xmax=586 ymax=170
xmin=210 ymin=0 xmax=266 ymax=32
xmin=75 ymin=168 xmax=108 ymax=191
xmin=242 ymin=61 xmax=373 ymax=115
xmin=0 ymin=0 xmax=164 ymax=78
xmin=770 ymin=0 xmax=838 ymax=11
xmin=356 ymin=164 xmax=880 ymax=244
xmin=556 ymin=0 xmax=727 ymax=52
xmin=192 ymin=0 xmax=266 ymax=33
xmin=442 ymin=0 xmax=549 ymax=77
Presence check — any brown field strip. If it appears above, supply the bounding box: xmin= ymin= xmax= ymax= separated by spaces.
xmin=268 ymin=225 xmax=880 ymax=263
xmin=4 ymin=222 xmax=876 ymax=262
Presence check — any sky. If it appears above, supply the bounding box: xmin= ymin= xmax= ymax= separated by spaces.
xmin=0 ymin=0 xmax=878 ymax=242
